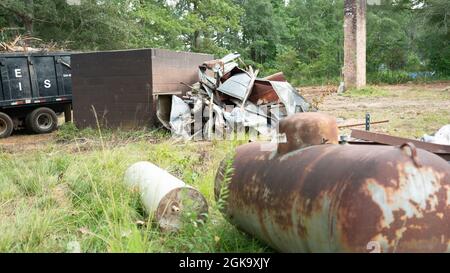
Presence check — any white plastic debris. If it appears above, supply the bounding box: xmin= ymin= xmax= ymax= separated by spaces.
xmin=422 ymin=125 xmax=450 ymax=145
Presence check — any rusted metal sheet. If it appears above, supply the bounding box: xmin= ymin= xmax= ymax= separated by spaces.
xmin=151 ymin=49 xmax=213 ymax=95
xmin=351 ymin=129 xmax=450 ymax=161
xmin=248 ymin=80 xmax=278 ymax=105
xmin=216 ymin=113 xmax=450 ymax=253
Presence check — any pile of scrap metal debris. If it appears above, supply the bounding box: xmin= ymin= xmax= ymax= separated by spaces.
xmin=157 ymin=52 xmax=313 ymax=140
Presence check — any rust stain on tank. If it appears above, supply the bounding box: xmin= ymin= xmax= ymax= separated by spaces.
xmin=215 ymin=113 xmax=450 ymax=252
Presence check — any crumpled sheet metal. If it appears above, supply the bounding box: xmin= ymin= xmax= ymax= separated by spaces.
xmin=169 ymin=96 xmax=192 ymax=139
xmin=217 ymin=73 xmax=252 ymax=100
xmin=222 ymin=102 xmax=272 ymax=136
xmin=221 ymin=52 xmax=241 ymax=64
xmin=157 ymin=52 xmax=313 ymax=140
xmin=270 ymin=81 xmax=310 ymax=114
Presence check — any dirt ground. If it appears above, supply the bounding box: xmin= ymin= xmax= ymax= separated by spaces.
xmin=0 ymin=115 xmax=64 ymax=152
xmin=1 ymin=82 xmax=449 ymax=150
xmin=0 ymin=132 xmax=56 ymax=152
xmin=316 ymin=82 xmax=450 ymax=112
xmin=301 ymin=82 xmax=450 ymax=138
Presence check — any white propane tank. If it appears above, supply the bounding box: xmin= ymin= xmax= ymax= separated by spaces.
xmin=124 ymin=161 xmax=208 ymax=232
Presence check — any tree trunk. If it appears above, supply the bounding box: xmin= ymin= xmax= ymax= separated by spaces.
xmin=193 ymin=30 xmax=202 ymax=51
xmin=192 ymin=1 xmax=202 ymax=51
xmin=24 ymin=0 xmax=34 ymax=34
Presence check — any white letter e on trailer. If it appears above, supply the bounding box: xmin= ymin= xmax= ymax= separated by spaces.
xmin=15 ymin=69 xmax=22 ymax=78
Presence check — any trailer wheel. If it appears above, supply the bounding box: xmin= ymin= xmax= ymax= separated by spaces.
xmin=26 ymin=107 xmax=58 ymax=134
xmin=0 ymin=112 xmax=13 ymax=138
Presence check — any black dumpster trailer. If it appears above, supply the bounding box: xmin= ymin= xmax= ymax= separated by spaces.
xmin=0 ymin=52 xmax=72 ymax=138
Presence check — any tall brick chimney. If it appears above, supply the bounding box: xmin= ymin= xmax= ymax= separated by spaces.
xmin=344 ymin=0 xmax=366 ymax=90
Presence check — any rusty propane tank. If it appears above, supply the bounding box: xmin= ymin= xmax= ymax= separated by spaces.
xmin=215 ymin=113 xmax=450 ymax=253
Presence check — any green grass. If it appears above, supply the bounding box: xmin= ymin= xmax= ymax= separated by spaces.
xmin=0 ymin=129 xmax=268 ymax=253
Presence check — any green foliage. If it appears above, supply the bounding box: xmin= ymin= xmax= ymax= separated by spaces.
xmin=284 ymin=0 xmax=344 ymax=80
xmin=418 ymin=0 xmax=450 ymax=74
xmin=240 ymin=0 xmax=279 ymax=64
xmin=367 ymin=7 xmax=409 ymax=71
xmin=130 ymin=0 xmax=185 ymax=50
xmin=173 ymin=0 xmax=243 ymax=55
xmin=368 ymin=70 xmax=412 ymax=84
xmin=1 ymin=0 xmax=449 ymax=83
xmin=56 ymin=122 xmax=81 ymax=141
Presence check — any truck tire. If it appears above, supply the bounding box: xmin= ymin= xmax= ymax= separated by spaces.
xmin=26 ymin=107 xmax=58 ymax=134
xmin=0 ymin=112 xmax=13 ymax=138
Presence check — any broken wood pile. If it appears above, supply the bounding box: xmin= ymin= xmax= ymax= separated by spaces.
xmin=0 ymin=35 xmax=66 ymax=53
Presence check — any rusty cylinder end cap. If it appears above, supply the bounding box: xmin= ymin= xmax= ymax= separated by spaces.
xmin=277 ymin=112 xmax=339 ymax=155
xmin=156 ymin=187 xmax=208 ymax=232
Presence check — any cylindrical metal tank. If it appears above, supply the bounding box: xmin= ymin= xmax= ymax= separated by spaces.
xmin=215 ymin=114 xmax=450 ymax=253
xmin=124 ymin=161 xmax=208 ymax=232
xmin=277 ymin=112 xmax=339 ymax=155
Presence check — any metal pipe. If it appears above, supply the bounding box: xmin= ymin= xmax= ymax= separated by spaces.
xmin=215 ymin=113 xmax=450 ymax=252
xmin=338 ymin=119 xmax=389 ymax=129
xmin=124 ymin=161 xmax=208 ymax=232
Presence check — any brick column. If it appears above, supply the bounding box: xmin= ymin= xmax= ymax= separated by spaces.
xmin=344 ymin=0 xmax=366 ymax=90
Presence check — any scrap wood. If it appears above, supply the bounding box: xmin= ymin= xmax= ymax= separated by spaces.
xmin=0 ymin=35 xmax=67 ymax=53
xmin=0 ymin=35 xmax=42 ymax=52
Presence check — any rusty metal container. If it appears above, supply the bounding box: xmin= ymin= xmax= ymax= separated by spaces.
xmin=72 ymin=49 xmax=213 ymax=129
xmin=215 ymin=113 xmax=450 ymax=253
